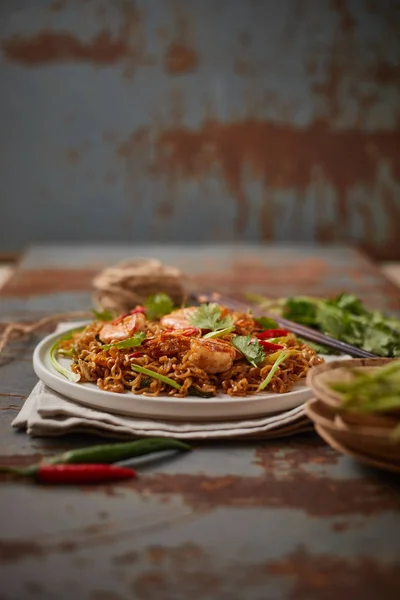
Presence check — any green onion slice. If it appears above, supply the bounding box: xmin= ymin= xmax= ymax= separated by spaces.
xmin=203 ymin=326 xmax=235 ymax=339
xmin=49 ymin=327 xmax=84 ymax=382
xmin=131 ymin=364 xmax=181 ymax=391
xmin=258 ymin=350 xmax=292 ymax=391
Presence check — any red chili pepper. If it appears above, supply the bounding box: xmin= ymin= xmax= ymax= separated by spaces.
xmin=161 ymin=328 xmax=200 ymax=337
xmin=130 ymin=306 xmax=146 ymax=314
xmin=129 ymin=351 xmax=143 ymax=358
xmin=257 ymin=329 xmax=289 ymax=339
xmin=182 ymin=327 xmax=201 ymax=336
xmin=259 ymin=340 xmax=284 ymax=351
xmin=1 ymin=464 xmax=137 ymax=485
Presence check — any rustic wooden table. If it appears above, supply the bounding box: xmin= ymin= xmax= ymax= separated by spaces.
xmin=1 ymin=244 xmax=399 ymax=600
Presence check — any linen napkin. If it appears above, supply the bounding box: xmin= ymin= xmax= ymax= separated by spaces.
xmin=12 ymin=323 xmax=315 ymax=441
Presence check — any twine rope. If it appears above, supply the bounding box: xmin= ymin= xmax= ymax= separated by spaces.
xmin=0 ymin=258 xmax=184 ymax=356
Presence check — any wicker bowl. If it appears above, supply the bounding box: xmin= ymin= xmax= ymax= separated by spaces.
xmin=306 ymin=358 xmax=392 ymax=408
xmin=305 ymin=358 xmax=400 ymax=472
xmin=315 ymin=424 xmax=400 ymax=473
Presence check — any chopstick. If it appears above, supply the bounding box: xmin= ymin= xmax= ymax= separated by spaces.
xmin=194 ymin=292 xmax=378 ymax=359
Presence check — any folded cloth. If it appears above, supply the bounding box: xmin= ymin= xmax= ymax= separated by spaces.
xmin=12 ymin=379 xmax=313 ymax=440
xmin=12 ymin=323 xmax=314 ymax=441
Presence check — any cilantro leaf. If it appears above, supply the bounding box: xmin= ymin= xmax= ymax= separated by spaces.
xmin=251 ymin=293 xmax=400 ymax=358
xmin=316 ymin=303 xmax=350 ymax=339
xmin=189 ymin=303 xmax=234 ymax=331
xmin=331 ymin=293 xmax=366 ymax=315
xmin=232 ymin=335 xmax=265 ymax=367
xmin=283 ymin=298 xmax=319 ymax=326
xmin=145 ymin=293 xmax=174 ymax=320
xmin=102 ymin=332 xmax=146 ymax=351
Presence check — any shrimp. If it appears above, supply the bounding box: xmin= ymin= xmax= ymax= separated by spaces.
xmin=186 ymin=338 xmax=236 ymax=374
xmin=99 ymin=312 xmax=146 ymax=344
xmin=231 ymin=311 xmax=256 ymax=335
xmin=160 ymin=307 xmax=198 ymax=330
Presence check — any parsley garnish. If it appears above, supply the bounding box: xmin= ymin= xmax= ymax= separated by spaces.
xmin=145 ymin=293 xmax=174 ymax=320
xmin=232 ymin=335 xmax=265 ymax=368
xmin=189 ymin=303 xmax=234 ymax=331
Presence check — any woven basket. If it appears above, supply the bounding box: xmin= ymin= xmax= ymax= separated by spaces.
xmin=305 ymin=358 xmax=400 ymax=473
xmin=315 ymin=424 xmax=400 ymax=474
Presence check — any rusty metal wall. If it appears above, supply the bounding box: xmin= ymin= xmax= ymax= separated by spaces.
xmin=0 ymin=0 xmax=399 ymax=259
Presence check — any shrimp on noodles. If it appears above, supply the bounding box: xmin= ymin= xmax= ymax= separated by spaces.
xmin=58 ymin=298 xmax=324 ymax=398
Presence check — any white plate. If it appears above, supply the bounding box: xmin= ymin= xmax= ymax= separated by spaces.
xmin=33 ymin=328 xmax=337 ymax=422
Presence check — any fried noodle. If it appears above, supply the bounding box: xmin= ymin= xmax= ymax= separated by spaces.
xmin=59 ymin=306 xmax=324 ymax=397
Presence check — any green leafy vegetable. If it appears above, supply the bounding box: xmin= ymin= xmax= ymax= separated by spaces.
xmin=329 ymin=360 xmax=400 ymax=413
xmin=102 ymin=332 xmax=146 ymax=351
xmin=49 ymin=327 xmax=84 ymax=382
xmin=92 ymin=309 xmax=114 ymax=321
xmin=258 ymin=350 xmax=292 ymax=391
xmin=254 ymin=316 xmax=279 ymax=330
xmin=232 ymin=335 xmax=265 ymax=368
xmin=189 ymin=303 xmax=234 ymax=331
xmin=145 ymin=293 xmax=174 ymax=320
xmin=284 ymin=297 xmax=320 ymax=326
xmin=203 ymin=326 xmax=235 ymax=339
xmin=188 ymin=386 xmax=214 ymax=398
xmin=249 ymin=292 xmax=400 ymax=358
xmin=139 ymin=377 xmax=153 ymax=389
xmin=131 ymin=364 xmax=181 ymax=390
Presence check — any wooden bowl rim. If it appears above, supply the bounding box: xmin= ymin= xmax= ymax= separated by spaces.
xmin=315 ymin=425 xmax=400 ymax=473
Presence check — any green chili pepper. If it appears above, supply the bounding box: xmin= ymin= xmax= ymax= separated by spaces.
xmin=48 ymin=438 xmax=191 ymax=465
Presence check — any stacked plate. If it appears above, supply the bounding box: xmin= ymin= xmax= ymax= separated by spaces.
xmin=305 ymin=358 xmax=400 ymax=473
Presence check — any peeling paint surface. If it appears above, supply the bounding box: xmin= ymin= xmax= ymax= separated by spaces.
xmin=0 ymin=244 xmax=400 ymax=599
xmin=2 ymin=244 xmax=400 ymax=311
xmin=0 ymin=0 xmax=399 ymax=258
